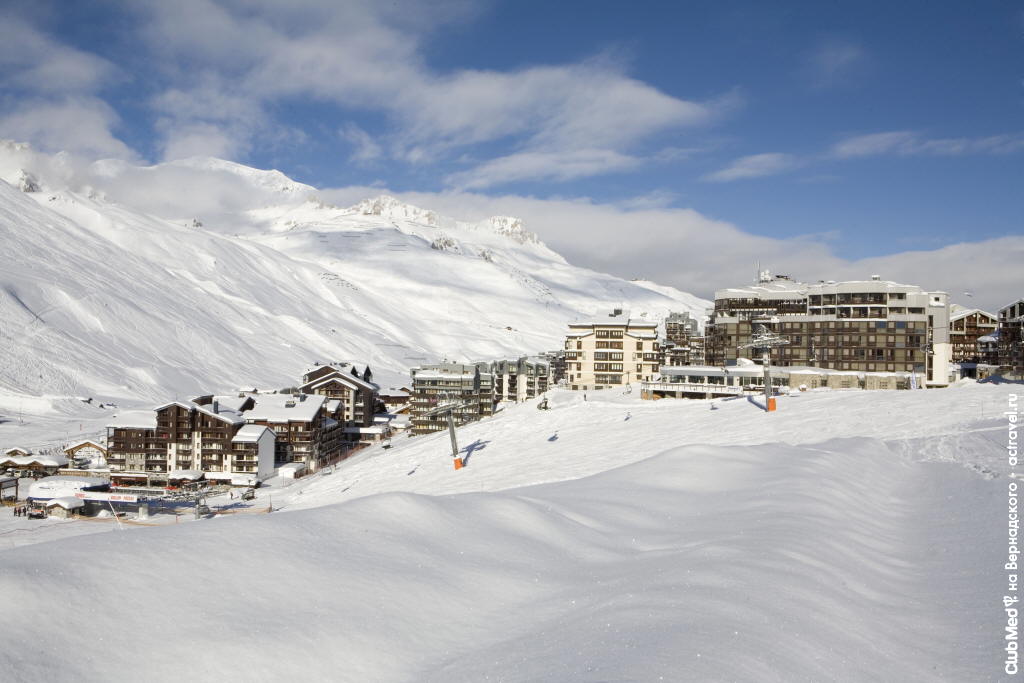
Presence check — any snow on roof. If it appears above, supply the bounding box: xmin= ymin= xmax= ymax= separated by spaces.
xmin=379 ymin=387 xmax=409 ymax=397
xmin=152 ymin=400 xmax=246 ymax=425
xmin=0 ymin=454 xmax=69 ymax=467
xmin=325 ymin=399 xmax=342 ymax=412
xmin=659 ymin=364 xmax=912 ymax=379
xmin=194 ymin=403 xmax=245 ymax=425
xmin=978 ymin=333 xmax=998 ymax=343
xmin=4 ymin=447 xmax=31 ymax=455
xmin=246 ymin=393 xmax=326 ymax=423
xmin=568 ymin=314 xmax=657 ymax=328
xmin=412 ymin=371 xmax=477 ymax=380
xmin=303 ymin=371 xmax=377 ymax=393
xmin=46 ymin=496 xmax=85 ymax=510
xmin=949 ymin=308 xmax=996 ymax=322
xmin=715 ymin=277 xmax=945 ymax=300
xmin=107 ymin=411 xmax=157 ymax=429
xmin=231 ymin=424 xmax=273 ymax=443
xmin=344 ymin=426 xmax=386 ymax=434
xmin=168 ymin=470 xmax=205 ymax=480
xmin=28 ymin=476 xmax=107 ymax=499
xmin=278 ymin=462 xmax=306 ymax=473
xmin=65 ymin=440 xmax=107 ymax=452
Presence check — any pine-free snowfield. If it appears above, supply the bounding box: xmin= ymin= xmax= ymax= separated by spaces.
xmin=0 ymin=383 xmax=1014 ymax=681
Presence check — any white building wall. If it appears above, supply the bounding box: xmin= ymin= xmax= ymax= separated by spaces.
xmin=256 ymin=429 xmax=276 ymax=481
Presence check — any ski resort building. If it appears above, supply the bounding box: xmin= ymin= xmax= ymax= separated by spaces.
xmin=536 ymin=350 xmax=568 ymax=385
xmin=949 ymin=309 xmax=998 ymax=363
xmin=64 ymin=440 xmax=108 ymax=462
xmin=490 ymin=357 xmax=550 ymax=403
xmin=241 ymin=393 xmax=345 ymax=469
xmin=410 ymin=362 xmax=495 ymax=435
xmin=642 ymin=363 xmax=914 ymax=400
xmin=106 ymin=390 xmax=350 ymax=485
xmin=378 ymin=387 xmax=411 ymax=412
xmin=948 ymin=308 xmax=999 ymax=378
xmin=563 ymin=313 xmax=660 ymax=390
xmin=664 ymin=311 xmax=699 ymax=345
xmin=299 ymin=364 xmax=381 ymax=434
xmin=0 ymin=449 xmax=69 ymax=477
xmin=705 ymin=273 xmax=952 ymax=387
xmin=998 ymin=299 xmax=1024 ymax=377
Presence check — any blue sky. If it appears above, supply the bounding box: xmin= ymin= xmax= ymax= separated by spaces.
xmin=0 ymin=0 xmax=1021 ymax=304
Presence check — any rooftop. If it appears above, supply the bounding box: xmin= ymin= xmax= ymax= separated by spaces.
xmin=246 ymin=393 xmax=326 ymax=423
xmin=715 ymin=276 xmax=946 ymax=300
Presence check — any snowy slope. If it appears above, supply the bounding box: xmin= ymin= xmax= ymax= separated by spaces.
xmin=0 ymin=383 xmax=1012 ymax=681
xmin=0 ymin=143 xmax=707 ymax=417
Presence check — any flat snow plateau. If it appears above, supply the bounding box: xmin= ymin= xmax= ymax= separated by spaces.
xmin=0 ymin=382 xmax=1015 ymax=682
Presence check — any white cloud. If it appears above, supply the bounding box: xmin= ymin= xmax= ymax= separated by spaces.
xmin=0 ymin=17 xmax=133 ymax=160
xmin=128 ymin=1 xmax=726 ymax=183
xmin=0 ymin=17 xmax=118 ymax=93
xmin=0 ymin=98 xmax=136 ymax=160
xmin=833 ymin=131 xmax=1024 ymax=158
xmin=316 ymin=184 xmax=1021 ymax=311
xmin=339 ymin=123 xmax=382 ymax=162
xmin=702 ymin=153 xmax=798 ymax=182
xmin=446 ymin=149 xmax=640 ymax=190
xmin=804 ymin=39 xmax=866 ymax=87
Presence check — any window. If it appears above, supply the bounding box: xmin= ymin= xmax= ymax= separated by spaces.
xmin=636 ymin=342 xmax=643 ymax=350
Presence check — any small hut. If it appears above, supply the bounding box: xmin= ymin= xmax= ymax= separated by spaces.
xmin=45 ymin=496 xmax=86 ymax=519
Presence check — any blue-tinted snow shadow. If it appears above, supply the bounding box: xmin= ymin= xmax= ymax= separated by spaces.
xmin=460 ymin=439 xmax=490 ymax=465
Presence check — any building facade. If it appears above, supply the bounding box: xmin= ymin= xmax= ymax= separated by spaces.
xmin=410 ymin=362 xmax=495 ymax=435
xmin=705 ymin=273 xmax=951 ymax=386
xmin=106 ymin=389 xmax=349 ymax=484
xmin=949 ymin=309 xmax=998 ymax=363
xmin=664 ymin=311 xmax=699 ymax=345
xmin=299 ymin=365 xmax=380 ymax=434
xmin=999 ymin=299 xmax=1024 ymax=377
xmin=563 ymin=314 xmax=660 ymax=390
xmin=642 ymin=363 xmax=913 ymax=400
xmin=107 ymin=397 xmax=276 ymax=486
xmin=491 ymin=357 xmax=550 ymax=403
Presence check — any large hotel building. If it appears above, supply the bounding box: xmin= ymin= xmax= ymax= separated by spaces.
xmin=705 ymin=273 xmax=951 ymax=386
xmin=563 ymin=313 xmax=660 ymax=390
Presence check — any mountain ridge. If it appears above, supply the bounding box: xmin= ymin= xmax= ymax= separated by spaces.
xmin=0 ymin=143 xmax=708 ymax=416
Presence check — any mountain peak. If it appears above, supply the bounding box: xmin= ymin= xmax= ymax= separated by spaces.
xmin=352 ymin=195 xmax=440 ymax=226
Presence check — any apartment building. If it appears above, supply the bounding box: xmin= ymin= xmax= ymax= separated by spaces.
xmin=299 ymin=363 xmax=380 ymax=434
xmin=705 ymin=273 xmax=951 ymax=386
xmin=106 ymin=389 xmax=349 ymax=484
xmin=491 ymin=357 xmax=550 ymax=403
xmin=563 ymin=313 xmax=660 ymax=390
xmin=410 ymin=362 xmax=495 ymax=435
xmin=660 ymin=336 xmax=706 ymax=367
xmin=243 ymin=392 xmax=345 ymax=469
xmin=664 ymin=311 xmax=699 ymax=345
xmin=537 ymin=350 xmax=568 ymax=385
xmin=999 ymin=298 xmax=1024 ymax=377
xmin=949 ymin=309 xmax=998 ymax=363
xmin=106 ymin=397 xmax=275 ymax=486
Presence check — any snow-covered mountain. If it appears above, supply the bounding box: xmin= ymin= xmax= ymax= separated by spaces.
xmin=0 ymin=143 xmax=707 ymax=411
